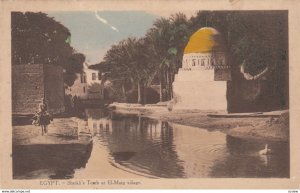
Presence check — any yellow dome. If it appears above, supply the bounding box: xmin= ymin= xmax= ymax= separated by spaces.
xmin=184 ymin=27 xmax=219 ymax=54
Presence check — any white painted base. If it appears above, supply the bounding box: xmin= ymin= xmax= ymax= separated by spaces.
xmin=173 ymin=80 xmax=227 ymax=111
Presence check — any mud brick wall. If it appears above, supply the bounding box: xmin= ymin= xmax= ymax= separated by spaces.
xmin=44 ymin=64 xmax=65 ymax=114
xmin=12 ymin=64 xmax=65 ymax=115
xmin=12 ymin=64 xmax=44 ymax=114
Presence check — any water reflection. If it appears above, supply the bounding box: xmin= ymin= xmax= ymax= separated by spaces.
xmin=103 ymin=118 xmax=184 ymax=178
xmin=209 ymin=136 xmax=290 ymax=178
xmin=13 ymin=108 xmax=289 ymax=179
xmin=13 ymin=143 xmax=93 ymax=179
xmin=86 ymin=109 xmax=184 ymax=178
xmin=87 ymin=109 xmax=289 ymax=178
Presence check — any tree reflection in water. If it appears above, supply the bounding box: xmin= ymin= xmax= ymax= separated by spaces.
xmin=92 ymin=110 xmax=289 ymax=178
xmin=13 ymin=143 xmax=93 ymax=179
xmin=13 ymin=108 xmax=290 ymax=179
xmin=97 ymin=115 xmax=185 ymax=178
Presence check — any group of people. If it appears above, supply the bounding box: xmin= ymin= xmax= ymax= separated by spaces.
xmin=32 ymin=98 xmax=53 ymax=136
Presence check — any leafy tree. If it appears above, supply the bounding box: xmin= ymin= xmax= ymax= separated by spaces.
xmin=11 ymin=12 xmax=85 ymax=87
xmin=190 ymin=11 xmax=288 ymax=111
xmin=94 ymin=10 xmax=287 ymax=111
xmin=12 ymin=12 xmax=72 ymax=66
xmin=96 ymin=37 xmax=157 ymax=104
xmin=190 ymin=11 xmax=287 ymax=76
xmin=64 ymin=53 xmax=85 ymax=87
xmin=146 ymin=13 xmax=190 ymax=101
xmin=99 ymin=40 xmax=136 ymax=102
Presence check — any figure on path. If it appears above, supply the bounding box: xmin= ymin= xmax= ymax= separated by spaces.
xmin=32 ymin=97 xmax=53 ymax=135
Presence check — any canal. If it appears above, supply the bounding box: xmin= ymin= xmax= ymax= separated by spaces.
xmin=13 ymin=108 xmax=289 ymax=179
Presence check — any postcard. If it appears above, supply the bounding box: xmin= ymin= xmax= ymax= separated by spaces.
xmin=0 ymin=0 xmax=300 ymax=189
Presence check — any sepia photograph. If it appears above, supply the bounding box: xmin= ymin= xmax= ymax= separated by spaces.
xmin=1 ymin=0 xmax=300 ymax=190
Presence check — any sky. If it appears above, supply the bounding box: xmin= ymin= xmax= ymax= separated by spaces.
xmin=46 ymin=11 xmax=159 ymax=64
xmin=46 ymin=10 xmax=196 ymax=64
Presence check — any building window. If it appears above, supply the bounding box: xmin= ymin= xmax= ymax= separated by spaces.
xmin=98 ymin=72 xmax=101 ymax=80
xmin=92 ymin=73 xmax=96 ymax=80
xmin=93 ymin=123 xmax=97 ymax=129
xmin=83 ymin=86 xmax=86 ymax=93
xmin=211 ymin=59 xmax=215 ymax=66
xmin=80 ymin=74 xmax=87 ymax=83
xmin=192 ymin=59 xmax=196 ymax=66
xmin=201 ymin=59 xmax=205 ymax=66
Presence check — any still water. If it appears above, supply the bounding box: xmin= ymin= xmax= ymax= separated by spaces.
xmin=13 ymin=108 xmax=289 ymax=179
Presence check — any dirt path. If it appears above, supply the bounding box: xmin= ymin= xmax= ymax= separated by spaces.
xmin=13 ymin=117 xmax=91 ymax=145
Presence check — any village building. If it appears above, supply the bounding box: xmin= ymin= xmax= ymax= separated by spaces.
xmin=172 ymin=27 xmax=231 ymax=111
xmin=12 ymin=64 xmax=65 ymax=114
xmin=66 ymin=62 xmax=104 ymax=100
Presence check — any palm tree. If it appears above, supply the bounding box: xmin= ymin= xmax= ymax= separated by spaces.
xmin=102 ymin=37 xmax=156 ymax=104
xmin=101 ymin=40 xmax=135 ymax=102
xmin=145 ymin=13 xmax=190 ymax=101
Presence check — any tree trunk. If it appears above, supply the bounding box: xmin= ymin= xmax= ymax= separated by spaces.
xmin=143 ymin=84 xmax=147 ymax=104
xmin=168 ymin=69 xmax=172 ymax=100
xmin=169 ymin=69 xmax=174 ymax=99
xmin=166 ymin=68 xmax=170 ymax=100
xmin=100 ymin=81 xmax=104 ymax=100
xmin=127 ymin=79 xmax=135 ymax=94
xmin=122 ymin=83 xmax=127 ymax=102
xmin=138 ymin=115 xmax=142 ymax=130
xmin=137 ymin=81 xmax=142 ymax=104
xmin=159 ymin=71 xmax=164 ymax=102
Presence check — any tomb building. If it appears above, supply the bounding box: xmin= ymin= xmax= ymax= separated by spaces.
xmin=172 ymin=27 xmax=231 ymax=111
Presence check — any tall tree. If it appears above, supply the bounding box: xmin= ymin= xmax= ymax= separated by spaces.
xmin=146 ymin=13 xmax=190 ymax=101
xmin=11 ymin=12 xmax=85 ymax=86
xmin=64 ymin=53 xmax=85 ymax=87
xmin=98 ymin=37 xmax=156 ymax=104
xmin=190 ymin=11 xmax=288 ymax=111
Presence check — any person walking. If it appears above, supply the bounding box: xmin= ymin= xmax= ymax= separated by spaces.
xmin=33 ymin=97 xmax=52 ymax=136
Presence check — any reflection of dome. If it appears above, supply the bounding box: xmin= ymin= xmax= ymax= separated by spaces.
xmin=184 ymin=27 xmax=219 ymax=54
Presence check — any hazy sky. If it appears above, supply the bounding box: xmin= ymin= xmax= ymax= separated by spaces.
xmin=47 ymin=10 xmax=196 ymax=65
xmin=46 ymin=11 xmax=159 ymax=64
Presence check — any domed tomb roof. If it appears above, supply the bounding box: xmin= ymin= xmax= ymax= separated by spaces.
xmin=184 ymin=27 xmax=223 ymax=54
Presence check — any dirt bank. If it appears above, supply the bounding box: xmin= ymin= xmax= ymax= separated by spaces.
xmin=112 ymin=105 xmax=289 ymax=141
xmin=12 ymin=117 xmax=93 ymax=179
xmin=12 ymin=116 xmax=147 ymax=179
xmin=13 ymin=117 xmax=91 ymax=146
